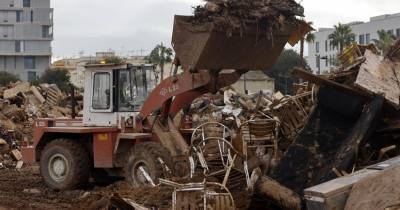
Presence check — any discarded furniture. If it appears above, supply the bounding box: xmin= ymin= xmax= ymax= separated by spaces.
xmin=160 ymin=179 xmax=236 ymax=210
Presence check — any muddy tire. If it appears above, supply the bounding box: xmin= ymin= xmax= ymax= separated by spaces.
xmin=124 ymin=142 xmax=173 ymax=187
xmin=40 ymin=139 xmax=90 ymax=190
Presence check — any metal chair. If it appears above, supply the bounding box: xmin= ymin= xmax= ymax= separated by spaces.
xmin=160 ymin=179 xmax=236 ymax=210
xmin=239 ymin=119 xmax=280 ymax=160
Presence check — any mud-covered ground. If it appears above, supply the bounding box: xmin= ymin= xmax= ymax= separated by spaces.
xmin=0 ymin=165 xmax=263 ymax=210
xmin=0 ymin=165 xmax=173 ymax=210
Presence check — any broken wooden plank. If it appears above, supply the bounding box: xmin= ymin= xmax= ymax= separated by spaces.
xmin=355 ymin=50 xmax=400 ymax=108
xmin=292 ymin=68 xmax=370 ymax=98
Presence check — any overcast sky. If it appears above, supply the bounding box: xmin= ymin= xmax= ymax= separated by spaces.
xmin=51 ymin=0 xmax=399 ymax=59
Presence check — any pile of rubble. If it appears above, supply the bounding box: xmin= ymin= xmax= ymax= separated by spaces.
xmin=0 ymin=81 xmax=82 ymax=169
xmin=186 ymin=84 xmax=314 ymax=141
xmin=266 ymin=40 xmax=400 ymax=209
xmin=168 ymin=41 xmax=400 ymax=210
xmin=192 ymin=0 xmax=305 ymax=36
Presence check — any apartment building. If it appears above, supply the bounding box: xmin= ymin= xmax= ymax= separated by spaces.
xmin=308 ymin=13 xmax=400 ymax=74
xmin=0 ymin=0 xmax=53 ymax=82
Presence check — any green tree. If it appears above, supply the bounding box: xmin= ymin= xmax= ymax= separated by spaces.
xmin=328 ymin=23 xmax=355 ymax=53
xmin=146 ymin=43 xmax=173 ymax=80
xmin=265 ymin=50 xmax=310 ymax=95
xmin=0 ymin=71 xmax=19 ymax=87
xmin=300 ymin=21 xmax=315 ymax=59
xmin=38 ymin=68 xmax=72 ymax=93
xmin=373 ymin=30 xmax=396 ymax=54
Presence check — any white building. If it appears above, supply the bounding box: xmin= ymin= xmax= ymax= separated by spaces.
xmin=308 ymin=13 xmax=400 ymax=74
xmin=0 ymin=0 xmax=53 ymax=82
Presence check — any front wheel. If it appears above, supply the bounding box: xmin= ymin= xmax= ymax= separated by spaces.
xmin=40 ymin=139 xmax=90 ymax=190
xmin=124 ymin=142 xmax=173 ymax=187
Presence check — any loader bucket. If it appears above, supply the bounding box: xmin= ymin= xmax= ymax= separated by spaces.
xmin=172 ymin=15 xmax=310 ymax=71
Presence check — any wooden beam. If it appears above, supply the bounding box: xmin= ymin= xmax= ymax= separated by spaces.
xmin=292 ymin=68 xmax=370 ymax=97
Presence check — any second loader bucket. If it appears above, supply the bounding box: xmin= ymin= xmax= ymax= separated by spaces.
xmin=172 ymin=15 xmax=307 ymax=71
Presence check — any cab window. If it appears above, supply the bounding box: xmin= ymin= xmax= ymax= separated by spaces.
xmin=118 ymin=70 xmax=134 ymax=111
xmin=131 ymin=68 xmax=146 ymax=111
xmin=92 ymin=73 xmax=110 ymax=110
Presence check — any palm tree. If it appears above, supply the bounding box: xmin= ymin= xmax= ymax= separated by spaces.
xmin=373 ymin=30 xmax=396 ymax=54
xmin=328 ymin=23 xmax=356 ymax=53
xmin=147 ymin=43 xmax=174 ymax=80
xmin=299 ymin=21 xmax=315 ymax=59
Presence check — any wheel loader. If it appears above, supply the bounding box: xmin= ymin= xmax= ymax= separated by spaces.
xmin=21 ymin=15 xmax=311 ymax=192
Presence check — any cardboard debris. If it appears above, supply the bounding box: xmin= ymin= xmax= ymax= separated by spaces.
xmin=345 ymin=165 xmax=400 ymax=210
xmin=10 ymin=149 xmax=22 ymax=161
xmin=15 ymin=160 xmax=23 ymax=169
xmin=3 ymin=82 xmax=30 ymax=99
xmin=30 ymin=86 xmax=46 ymax=104
xmin=355 ymin=50 xmax=400 ymax=107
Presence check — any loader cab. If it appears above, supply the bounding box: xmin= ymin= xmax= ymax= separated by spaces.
xmin=82 ymin=63 xmax=157 ymax=127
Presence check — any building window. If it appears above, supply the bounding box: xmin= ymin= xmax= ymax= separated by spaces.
xmin=24 ymin=56 xmax=36 ymax=69
xmin=325 ymin=41 xmax=328 ymax=52
xmin=366 ymin=34 xmax=371 ymax=44
xmin=27 ymin=71 xmax=37 ymax=82
xmin=325 ymin=57 xmax=328 ymax=67
xmin=397 ymin=29 xmax=400 ymax=38
xmin=359 ymin=35 xmax=365 ymax=45
xmin=92 ymin=73 xmax=111 ymax=110
xmin=30 ymin=11 xmax=33 ymax=22
xmin=42 ymin=26 xmax=53 ymax=38
xmin=16 ymin=11 xmax=22 ymax=22
xmin=15 ymin=41 xmax=24 ymax=53
xmin=329 ymin=41 xmax=332 ymax=51
xmin=23 ymin=0 xmax=30 ymax=7
xmin=316 ymin=42 xmax=319 ymax=53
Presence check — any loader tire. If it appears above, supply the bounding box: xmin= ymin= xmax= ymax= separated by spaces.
xmin=40 ymin=139 xmax=90 ymax=190
xmin=124 ymin=142 xmax=173 ymax=187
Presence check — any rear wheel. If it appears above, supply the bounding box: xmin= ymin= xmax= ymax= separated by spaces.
xmin=124 ymin=142 xmax=173 ymax=187
xmin=40 ymin=139 xmax=90 ymax=190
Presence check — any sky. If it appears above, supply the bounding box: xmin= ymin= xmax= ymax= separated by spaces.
xmin=51 ymin=0 xmax=400 ymax=60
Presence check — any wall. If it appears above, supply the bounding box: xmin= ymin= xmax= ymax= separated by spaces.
xmin=232 ymin=79 xmax=275 ymax=95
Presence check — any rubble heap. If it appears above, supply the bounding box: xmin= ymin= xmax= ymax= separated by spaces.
xmin=0 ymin=81 xmax=83 ymax=169
xmin=186 ymin=84 xmax=314 ymax=141
xmin=272 ymin=41 xmax=400 ymax=197
xmin=192 ymin=0 xmax=305 ymax=36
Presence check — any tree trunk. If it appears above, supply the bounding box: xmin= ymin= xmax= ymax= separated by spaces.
xmin=339 ymin=41 xmax=344 ymax=53
xmin=255 ymin=176 xmax=302 ymax=210
xmin=300 ymin=38 xmax=307 ymax=68
xmin=300 ymin=38 xmax=304 ymax=59
xmin=160 ymin=62 xmax=164 ymax=80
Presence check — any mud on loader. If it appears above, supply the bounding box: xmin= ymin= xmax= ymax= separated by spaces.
xmin=21 ymin=16 xmax=311 ymax=194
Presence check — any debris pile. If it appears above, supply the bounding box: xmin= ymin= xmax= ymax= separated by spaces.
xmin=186 ymin=84 xmax=314 ymax=141
xmin=266 ymin=41 xmax=400 ymax=209
xmin=0 ymin=81 xmax=82 ymax=169
xmin=192 ymin=0 xmax=305 ymax=36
